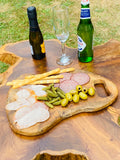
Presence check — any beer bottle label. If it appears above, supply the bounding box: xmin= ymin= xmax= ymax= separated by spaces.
xmin=30 ymin=43 xmax=45 ymax=55
xmin=81 ymin=8 xmax=90 ymax=19
xmin=41 ymin=42 xmax=45 ymax=53
xmin=30 ymin=45 xmax=34 ymax=55
xmin=81 ymin=0 xmax=89 ymax=5
xmin=77 ymin=36 xmax=86 ymax=52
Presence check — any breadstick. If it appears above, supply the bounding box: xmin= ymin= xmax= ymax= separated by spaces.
xmin=25 ymin=67 xmax=75 ymax=79
xmin=44 ymin=75 xmax=63 ymax=80
xmin=25 ymin=75 xmax=36 ymax=79
xmin=29 ymin=79 xmax=60 ymax=85
xmin=25 ymin=74 xmax=64 ymax=80
xmin=7 ymin=67 xmax=75 ymax=88
xmin=7 ymin=74 xmax=64 ymax=86
xmin=12 ymin=68 xmax=60 ymax=88
xmin=6 ymin=80 xmax=23 ymax=86
xmin=6 ymin=82 xmax=15 ymax=86
xmin=60 ymin=67 xmax=75 ymax=73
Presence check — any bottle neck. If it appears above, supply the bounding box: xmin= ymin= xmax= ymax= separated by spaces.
xmin=28 ymin=18 xmax=40 ymax=31
xmin=81 ymin=4 xmax=89 ymax=8
xmin=80 ymin=2 xmax=91 ymax=21
xmin=29 ymin=18 xmax=38 ymax=26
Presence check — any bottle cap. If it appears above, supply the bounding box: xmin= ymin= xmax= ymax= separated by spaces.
xmin=81 ymin=0 xmax=89 ymax=5
xmin=27 ymin=6 xmax=37 ymax=19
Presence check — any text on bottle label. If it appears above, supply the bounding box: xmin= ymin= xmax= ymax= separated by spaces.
xmin=41 ymin=42 xmax=45 ymax=53
xmin=81 ymin=8 xmax=90 ymax=19
xmin=77 ymin=36 xmax=86 ymax=52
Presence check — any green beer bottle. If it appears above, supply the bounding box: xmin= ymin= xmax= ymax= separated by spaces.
xmin=77 ymin=0 xmax=94 ymax=62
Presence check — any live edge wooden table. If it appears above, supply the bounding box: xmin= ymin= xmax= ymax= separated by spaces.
xmin=0 ymin=39 xmax=120 ymax=160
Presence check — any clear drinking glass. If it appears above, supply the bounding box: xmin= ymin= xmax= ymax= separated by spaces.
xmin=53 ymin=5 xmax=72 ymax=66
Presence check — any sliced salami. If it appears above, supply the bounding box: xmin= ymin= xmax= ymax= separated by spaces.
xmin=59 ymin=80 xmax=79 ymax=93
xmin=71 ymin=72 xmax=90 ymax=85
xmin=54 ymin=73 xmax=72 ymax=88
xmin=60 ymin=73 xmax=72 ymax=83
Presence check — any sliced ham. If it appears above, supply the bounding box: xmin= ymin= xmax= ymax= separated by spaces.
xmin=6 ymin=85 xmax=47 ymax=111
xmin=6 ymin=95 xmax=36 ymax=111
xmin=71 ymin=72 xmax=90 ymax=85
xmin=6 ymin=101 xmax=21 ymax=111
xmin=14 ymin=105 xmax=32 ymax=121
xmin=14 ymin=102 xmax=50 ymax=129
xmin=32 ymin=102 xmax=49 ymax=110
xmin=16 ymin=89 xmax=31 ymax=100
xmin=14 ymin=102 xmax=49 ymax=122
xmin=59 ymin=80 xmax=79 ymax=93
xmin=27 ymin=95 xmax=36 ymax=104
xmin=6 ymin=100 xmax=31 ymax=111
xmin=26 ymin=85 xmax=47 ymax=96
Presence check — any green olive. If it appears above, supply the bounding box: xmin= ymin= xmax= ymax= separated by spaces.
xmin=88 ymin=87 xmax=95 ymax=96
xmin=61 ymin=98 xmax=69 ymax=107
xmin=82 ymin=87 xmax=88 ymax=94
xmin=79 ymin=92 xmax=88 ymax=100
xmin=65 ymin=93 xmax=73 ymax=101
xmin=69 ymin=89 xmax=78 ymax=95
xmin=73 ymin=94 xmax=80 ymax=103
xmin=76 ymin=85 xmax=82 ymax=92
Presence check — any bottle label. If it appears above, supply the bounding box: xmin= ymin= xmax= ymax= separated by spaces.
xmin=81 ymin=8 xmax=90 ymax=19
xmin=77 ymin=36 xmax=86 ymax=52
xmin=81 ymin=0 xmax=89 ymax=5
xmin=30 ymin=45 xmax=34 ymax=55
xmin=41 ymin=42 xmax=45 ymax=53
xmin=30 ymin=42 xmax=45 ymax=56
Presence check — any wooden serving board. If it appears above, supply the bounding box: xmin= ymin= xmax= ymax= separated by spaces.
xmin=6 ymin=70 xmax=118 ymax=136
xmin=1 ymin=39 xmax=120 ymax=160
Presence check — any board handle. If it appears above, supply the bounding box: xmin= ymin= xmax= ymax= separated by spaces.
xmin=93 ymin=76 xmax=118 ymax=100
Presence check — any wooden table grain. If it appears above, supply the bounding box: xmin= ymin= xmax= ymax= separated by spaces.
xmin=0 ymin=39 xmax=120 ymax=160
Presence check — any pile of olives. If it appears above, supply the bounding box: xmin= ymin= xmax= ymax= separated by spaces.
xmin=61 ymin=85 xmax=95 ymax=107
xmin=37 ymin=83 xmax=95 ymax=108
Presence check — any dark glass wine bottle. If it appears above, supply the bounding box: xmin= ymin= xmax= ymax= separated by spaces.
xmin=27 ymin=6 xmax=46 ymax=60
xmin=77 ymin=0 xmax=94 ymax=62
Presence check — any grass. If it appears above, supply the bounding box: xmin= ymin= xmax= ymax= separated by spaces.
xmin=0 ymin=0 xmax=120 ymax=48
xmin=0 ymin=61 xmax=10 ymax=73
